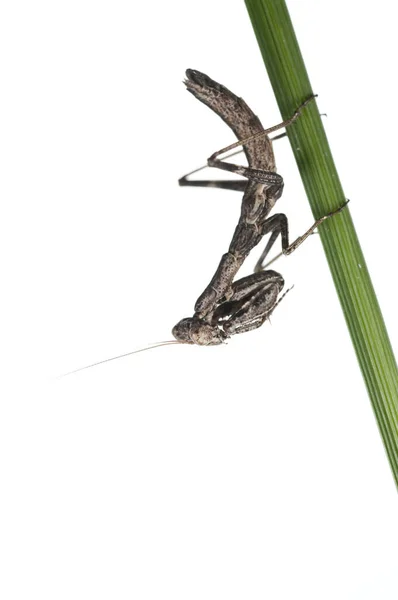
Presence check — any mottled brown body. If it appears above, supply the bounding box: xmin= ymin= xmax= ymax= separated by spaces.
xmin=173 ymin=70 xmax=347 ymax=346
xmin=184 ymin=70 xmax=276 ymax=173
xmin=184 ymin=70 xmax=284 ymax=318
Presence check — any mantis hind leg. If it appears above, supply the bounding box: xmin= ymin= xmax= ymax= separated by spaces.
xmin=254 ymin=201 xmax=350 ymax=272
xmin=179 ymin=177 xmax=247 ymax=192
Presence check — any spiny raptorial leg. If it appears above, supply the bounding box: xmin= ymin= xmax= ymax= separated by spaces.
xmin=214 ymin=270 xmax=286 ymax=336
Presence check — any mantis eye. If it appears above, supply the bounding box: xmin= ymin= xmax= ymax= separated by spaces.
xmin=172 ymin=318 xmax=195 ymax=344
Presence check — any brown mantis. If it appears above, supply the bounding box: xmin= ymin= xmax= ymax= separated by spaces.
xmin=172 ymin=70 xmax=347 ymax=346
xmin=61 ymin=70 xmax=347 ymax=375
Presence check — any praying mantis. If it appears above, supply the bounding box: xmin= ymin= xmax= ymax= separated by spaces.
xmin=62 ymin=69 xmax=347 ymax=375
xmin=172 ymin=70 xmax=347 ymax=346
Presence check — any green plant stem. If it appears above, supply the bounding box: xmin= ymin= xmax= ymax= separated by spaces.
xmin=245 ymin=0 xmax=398 ymax=487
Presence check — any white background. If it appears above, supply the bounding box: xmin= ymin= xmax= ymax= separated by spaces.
xmin=1 ymin=1 xmax=398 ymax=598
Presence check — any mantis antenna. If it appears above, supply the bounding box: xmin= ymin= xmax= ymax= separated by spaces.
xmin=58 ymin=340 xmax=181 ymax=378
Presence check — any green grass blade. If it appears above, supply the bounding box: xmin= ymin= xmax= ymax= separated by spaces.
xmin=245 ymin=0 xmax=398 ymax=487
